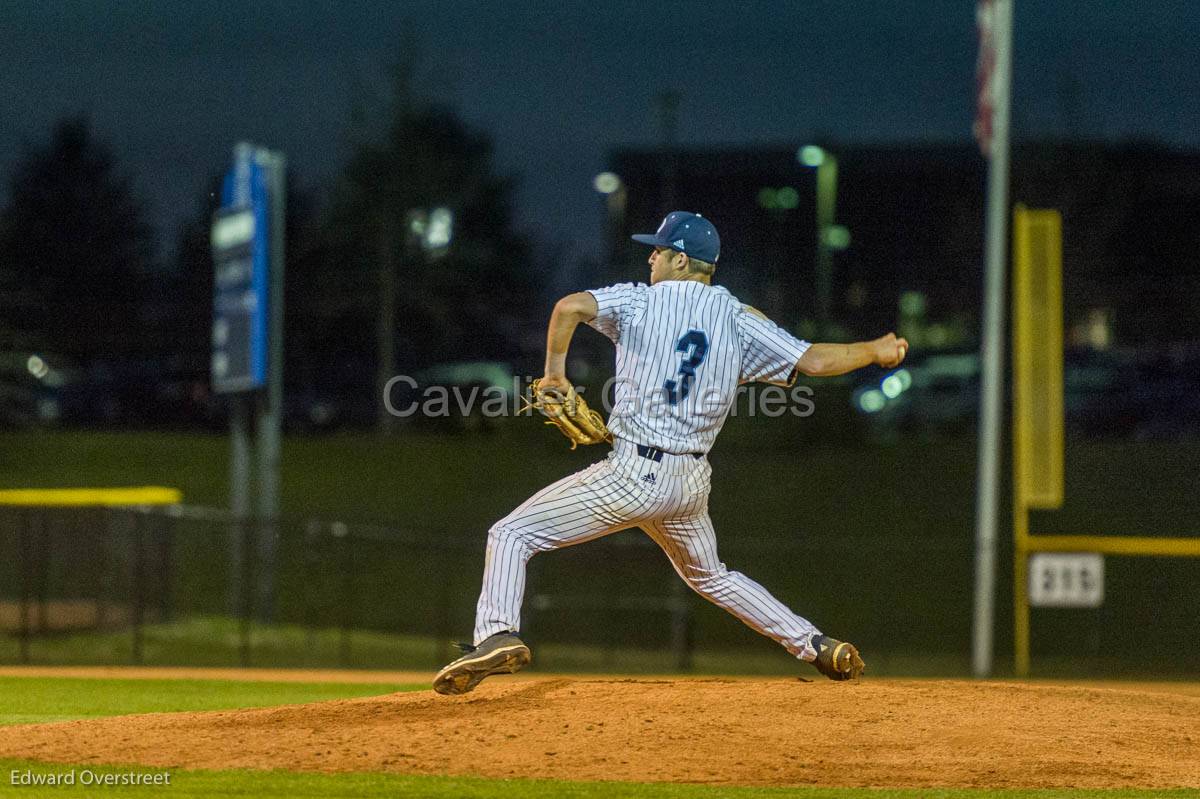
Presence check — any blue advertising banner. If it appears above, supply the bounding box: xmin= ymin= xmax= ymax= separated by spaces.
xmin=211 ymin=144 xmax=271 ymax=393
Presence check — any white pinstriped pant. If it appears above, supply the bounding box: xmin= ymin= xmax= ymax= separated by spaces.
xmin=473 ymin=437 xmax=821 ymax=661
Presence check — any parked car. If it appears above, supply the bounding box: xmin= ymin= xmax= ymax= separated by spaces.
xmin=1130 ymin=348 xmax=1200 ymax=440
xmin=0 ymin=352 xmax=84 ymax=428
xmin=1062 ymin=347 xmax=1138 ymax=436
xmin=850 ymin=346 xmax=1141 ymax=437
xmin=850 ymin=348 xmax=979 ymax=436
xmin=67 ymin=356 xmax=221 ymax=428
xmin=267 ymin=359 xmax=518 ymax=434
xmin=398 ymin=361 xmax=517 ymax=432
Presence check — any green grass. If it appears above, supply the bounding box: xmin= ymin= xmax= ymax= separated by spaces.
xmin=1 ymin=615 xmax=448 ymax=671
xmin=0 ymin=426 xmax=589 ymax=526
xmin=8 ymin=613 xmax=1196 ymax=680
xmin=4 ymin=427 xmax=1197 ymax=533
xmin=0 ymin=761 xmax=1196 ymax=798
xmin=1 ymin=615 xmax=983 ymax=677
xmin=0 ymin=675 xmax=423 ymax=726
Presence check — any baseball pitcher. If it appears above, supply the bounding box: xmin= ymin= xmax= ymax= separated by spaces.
xmin=434 ymin=211 xmax=907 ymax=694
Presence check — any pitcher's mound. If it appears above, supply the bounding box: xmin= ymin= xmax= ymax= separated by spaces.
xmin=1 ymin=678 xmax=1198 ymax=788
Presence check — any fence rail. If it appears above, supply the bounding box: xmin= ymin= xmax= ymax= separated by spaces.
xmin=12 ymin=503 xmax=1191 ymax=676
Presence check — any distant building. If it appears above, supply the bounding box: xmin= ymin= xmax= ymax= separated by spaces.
xmin=603 ymin=141 xmax=1200 ymax=345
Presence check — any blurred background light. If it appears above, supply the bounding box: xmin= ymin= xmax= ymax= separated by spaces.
xmin=857 ymin=388 xmax=887 ymax=413
xmin=26 ymin=355 xmax=48 ymax=380
xmin=798 ymin=145 xmax=826 ymax=167
xmin=776 ymin=186 xmax=799 ymax=210
xmin=593 ymin=172 xmax=622 ymax=194
xmin=757 ymin=187 xmax=799 ymax=211
xmin=824 ymin=224 xmax=851 ymax=249
xmin=425 ymin=206 xmax=454 ymax=251
xmin=899 ymin=291 xmax=927 ymax=316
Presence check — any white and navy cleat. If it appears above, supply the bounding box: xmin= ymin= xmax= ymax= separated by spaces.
xmin=811 ymin=634 xmax=865 ymax=681
xmin=433 ymin=631 xmax=531 ymax=695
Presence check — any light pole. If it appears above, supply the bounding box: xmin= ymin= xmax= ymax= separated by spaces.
xmin=376 ymin=206 xmax=454 ymax=434
xmin=798 ymin=145 xmax=843 ymax=337
xmin=593 ymin=171 xmax=627 ymax=264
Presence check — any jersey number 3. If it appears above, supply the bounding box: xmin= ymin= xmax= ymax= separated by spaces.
xmin=664 ymin=329 xmax=709 ymax=404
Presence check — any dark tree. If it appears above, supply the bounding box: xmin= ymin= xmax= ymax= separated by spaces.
xmin=162 ymin=174 xmax=223 ymax=380
xmin=322 ymin=59 xmax=534 ymax=429
xmin=0 ymin=117 xmax=155 ymax=363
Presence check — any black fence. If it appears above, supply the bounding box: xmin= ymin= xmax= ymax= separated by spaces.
xmin=2 ymin=504 xmax=1196 ymax=676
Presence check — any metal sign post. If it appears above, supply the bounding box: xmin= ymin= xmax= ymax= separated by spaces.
xmin=211 ymin=142 xmax=285 ymax=628
xmin=256 ymin=149 xmax=286 ymax=622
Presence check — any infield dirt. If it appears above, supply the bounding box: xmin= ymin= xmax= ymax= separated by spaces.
xmin=0 ymin=676 xmax=1198 ymax=789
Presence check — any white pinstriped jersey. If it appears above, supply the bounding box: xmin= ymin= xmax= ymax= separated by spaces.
xmin=586 ymin=280 xmax=810 ymax=454
xmin=468 ymin=277 xmax=825 ymax=662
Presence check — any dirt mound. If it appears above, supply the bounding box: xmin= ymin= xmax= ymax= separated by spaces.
xmin=1 ymin=677 xmax=1198 ymax=788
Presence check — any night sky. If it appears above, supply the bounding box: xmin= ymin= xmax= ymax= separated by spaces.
xmin=4 ymin=1 xmax=1198 ymax=261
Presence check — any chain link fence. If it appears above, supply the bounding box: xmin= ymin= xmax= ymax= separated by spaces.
xmin=4 ymin=503 xmax=1193 ymax=676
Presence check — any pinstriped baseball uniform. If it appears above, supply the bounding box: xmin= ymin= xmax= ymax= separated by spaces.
xmin=473 ymin=279 xmax=824 ymax=661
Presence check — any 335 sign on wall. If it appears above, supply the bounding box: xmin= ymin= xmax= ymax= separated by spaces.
xmin=1028 ymin=553 xmax=1104 ymax=608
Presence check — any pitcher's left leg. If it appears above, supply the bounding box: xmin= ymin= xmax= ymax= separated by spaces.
xmin=643 ymin=512 xmax=822 ymax=661
xmin=437 ymin=458 xmax=665 ymax=695
xmin=473 ymin=459 xmax=656 ymax=643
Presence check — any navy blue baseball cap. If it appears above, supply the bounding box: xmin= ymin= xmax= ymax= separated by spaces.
xmin=631 ymin=211 xmax=720 ymax=263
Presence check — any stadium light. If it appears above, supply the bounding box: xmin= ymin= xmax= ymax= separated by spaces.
xmin=594 ymin=172 xmax=627 ymax=263
xmin=798 ymin=145 xmax=826 ymax=168
xmin=797 ymin=145 xmax=841 ymax=335
xmin=593 ymin=172 xmax=623 ymax=195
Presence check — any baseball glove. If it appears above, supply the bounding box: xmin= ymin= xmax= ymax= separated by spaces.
xmin=525 ymin=379 xmax=614 ymax=449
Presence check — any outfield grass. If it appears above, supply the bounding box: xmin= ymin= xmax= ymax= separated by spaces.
xmin=10 ymin=613 xmax=1190 ymax=680
xmin=0 ymin=675 xmax=424 ymax=726
xmin=0 ymin=616 xmax=447 ymax=672
xmin=3 ymin=427 xmax=1197 ymax=535
xmin=0 ymin=615 xmax=977 ymax=677
xmin=2 ymin=760 xmax=1198 ymax=799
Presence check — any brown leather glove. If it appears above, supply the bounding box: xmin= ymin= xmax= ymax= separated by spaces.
xmin=525 ymin=379 xmax=614 ymax=450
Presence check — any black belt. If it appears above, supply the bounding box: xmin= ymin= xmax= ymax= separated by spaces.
xmin=636 ymin=444 xmax=703 ymax=461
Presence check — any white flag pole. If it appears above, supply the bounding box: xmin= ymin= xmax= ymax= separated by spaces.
xmin=973 ymin=0 xmax=1014 ymax=678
